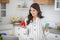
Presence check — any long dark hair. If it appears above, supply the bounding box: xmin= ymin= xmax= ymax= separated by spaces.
xmin=27 ymin=3 xmax=44 ymax=25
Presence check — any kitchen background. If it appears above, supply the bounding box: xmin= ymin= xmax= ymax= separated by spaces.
xmin=0 ymin=0 xmax=60 ymax=40
xmin=0 ymin=0 xmax=60 ymax=26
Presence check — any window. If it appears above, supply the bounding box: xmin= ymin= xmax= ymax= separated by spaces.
xmin=55 ymin=0 xmax=60 ymax=10
xmin=0 ymin=3 xmax=6 ymax=17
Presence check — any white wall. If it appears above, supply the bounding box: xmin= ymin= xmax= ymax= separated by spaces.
xmin=40 ymin=5 xmax=60 ymax=23
xmin=40 ymin=5 xmax=60 ymax=28
xmin=1 ymin=0 xmax=33 ymax=24
xmin=1 ymin=0 xmax=60 ymax=25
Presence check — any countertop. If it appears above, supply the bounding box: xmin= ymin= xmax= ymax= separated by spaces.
xmin=2 ymin=35 xmax=19 ymax=40
xmin=45 ymin=28 xmax=60 ymax=40
xmin=49 ymin=28 xmax=60 ymax=35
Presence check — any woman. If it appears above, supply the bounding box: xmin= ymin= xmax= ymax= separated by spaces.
xmin=25 ymin=3 xmax=46 ymax=40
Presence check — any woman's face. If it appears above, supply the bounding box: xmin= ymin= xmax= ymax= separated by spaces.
xmin=30 ymin=7 xmax=38 ymax=17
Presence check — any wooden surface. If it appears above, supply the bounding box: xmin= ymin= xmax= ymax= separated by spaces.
xmin=0 ymin=0 xmax=9 ymax=3
xmin=34 ymin=0 xmax=54 ymax=5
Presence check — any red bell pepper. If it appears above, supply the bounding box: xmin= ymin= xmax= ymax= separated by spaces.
xmin=20 ymin=21 xmax=26 ymax=28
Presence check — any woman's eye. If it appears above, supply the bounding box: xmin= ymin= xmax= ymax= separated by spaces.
xmin=31 ymin=10 xmax=35 ymax=12
xmin=33 ymin=10 xmax=35 ymax=12
xmin=30 ymin=9 xmax=35 ymax=12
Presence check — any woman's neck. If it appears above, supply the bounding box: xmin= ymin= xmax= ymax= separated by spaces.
xmin=33 ymin=16 xmax=38 ymax=21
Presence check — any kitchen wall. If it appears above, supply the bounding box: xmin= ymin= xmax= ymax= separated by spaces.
xmin=40 ymin=5 xmax=60 ymax=23
xmin=1 ymin=0 xmax=33 ymax=24
xmin=40 ymin=5 xmax=60 ymax=28
xmin=1 ymin=0 xmax=60 ymax=27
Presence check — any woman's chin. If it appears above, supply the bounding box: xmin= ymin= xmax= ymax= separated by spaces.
xmin=32 ymin=15 xmax=35 ymax=17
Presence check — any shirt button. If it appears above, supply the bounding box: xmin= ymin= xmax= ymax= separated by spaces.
xmin=34 ymin=29 xmax=36 ymax=31
xmin=34 ymin=25 xmax=36 ymax=27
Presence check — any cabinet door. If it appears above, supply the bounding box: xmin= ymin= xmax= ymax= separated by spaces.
xmin=34 ymin=0 xmax=48 ymax=4
xmin=48 ymin=0 xmax=54 ymax=5
xmin=0 ymin=0 xmax=1 ymax=3
xmin=34 ymin=0 xmax=54 ymax=5
xmin=1 ymin=0 xmax=9 ymax=3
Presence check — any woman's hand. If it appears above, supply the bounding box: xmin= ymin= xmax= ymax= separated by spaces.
xmin=20 ymin=20 xmax=27 ymax=28
xmin=44 ymin=28 xmax=49 ymax=32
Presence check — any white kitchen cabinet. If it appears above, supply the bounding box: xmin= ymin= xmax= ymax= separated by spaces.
xmin=14 ymin=26 xmax=28 ymax=40
xmin=55 ymin=0 xmax=60 ymax=10
xmin=0 ymin=3 xmax=6 ymax=24
xmin=0 ymin=24 xmax=14 ymax=35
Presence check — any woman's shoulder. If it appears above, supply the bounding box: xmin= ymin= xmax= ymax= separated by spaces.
xmin=41 ymin=18 xmax=46 ymax=20
xmin=40 ymin=18 xmax=46 ymax=23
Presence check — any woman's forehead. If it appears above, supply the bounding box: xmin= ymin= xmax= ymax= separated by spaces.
xmin=30 ymin=7 xmax=36 ymax=10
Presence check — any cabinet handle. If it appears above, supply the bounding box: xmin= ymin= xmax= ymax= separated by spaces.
xmin=55 ymin=35 xmax=58 ymax=38
xmin=18 ymin=28 xmax=20 ymax=30
xmin=18 ymin=33 xmax=20 ymax=35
